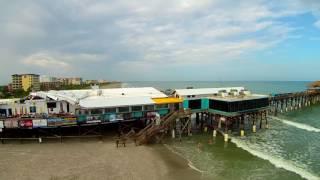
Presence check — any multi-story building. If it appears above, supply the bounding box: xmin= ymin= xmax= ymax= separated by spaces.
xmin=57 ymin=77 xmax=83 ymax=85
xmin=11 ymin=74 xmax=22 ymax=90
xmin=11 ymin=74 xmax=40 ymax=91
xmin=85 ymin=80 xmax=99 ymax=85
xmin=40 ymin=81 xmax=62 ymax=91
xmin=40 ymin=75 xmax=57 ymax=83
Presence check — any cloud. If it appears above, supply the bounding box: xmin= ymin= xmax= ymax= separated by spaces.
xmin=315 ymin=20 xmax=320 ymax=29
xmin=22 ymin=53 xmax=72 ymax=70
xmin=0 ymin=0 xmax=320 ymax=82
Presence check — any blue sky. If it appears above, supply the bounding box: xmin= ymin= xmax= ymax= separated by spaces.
xmin=0 ymin=0 xmax=320 ymax=84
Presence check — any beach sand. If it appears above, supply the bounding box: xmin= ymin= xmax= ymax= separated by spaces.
xmin=0 ymin=138 xmax=200 ymax=180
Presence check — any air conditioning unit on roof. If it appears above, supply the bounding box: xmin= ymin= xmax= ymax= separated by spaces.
xmin=240 ymin=90 xmax=251 ymax=96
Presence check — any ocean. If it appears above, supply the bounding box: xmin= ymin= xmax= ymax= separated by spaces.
xmin=123 ymin=81 xmax=319 ymax=180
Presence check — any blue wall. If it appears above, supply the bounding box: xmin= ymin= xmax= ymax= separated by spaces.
xmin=183 ymin=100 xmax=189 ymax=109
xmin=201 ymin=98 xmax=209 ymax=109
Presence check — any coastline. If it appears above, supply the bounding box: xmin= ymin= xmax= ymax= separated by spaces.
xmin=152 ymin=144 xmax=202 ymax=180
xmin=0 ymin=138 xmax=200 ymax=180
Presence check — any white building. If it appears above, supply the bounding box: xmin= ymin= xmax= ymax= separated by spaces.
xmin=40 ymin=75 xmax=57 ymax=83
xmin=30 ymin=87 xmax=168 ymax=115
xmin=173 ymin=87 xmax=246 ymax=99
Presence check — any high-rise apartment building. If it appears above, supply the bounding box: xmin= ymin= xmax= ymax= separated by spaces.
xmin=11 ymin=74 xmax=40 ymax=91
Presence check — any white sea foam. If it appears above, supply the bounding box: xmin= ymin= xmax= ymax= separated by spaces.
xmin=231 ymin=137 xmax=319 ymax=180
xmin=271 ymin=116 xmax=320 ymax=133
xmin=163 ymin=144 xmax=205 ymax=174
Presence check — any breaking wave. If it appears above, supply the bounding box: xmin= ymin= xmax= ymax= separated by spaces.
xmin=164 ymin=144 xmax=205 ymax=174
xmin=270 ymin=116 xmax=320 ymax=133
xmin=231 ymin=137 xmax=319 ymax=180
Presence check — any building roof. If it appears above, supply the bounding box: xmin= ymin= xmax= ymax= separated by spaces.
xmin=79 ymin=96 xmax=155 ymax=109
xmin=174 ymin=87 xmax=245 ymax=96
xmin=0 ymin=99 xmax=20 ymax=105
xmin=31 ymin=87 xmax=168 ymax=107
xmin=209 ymin=94 xmax=269 ymax=102
xmin=12 ymin=74 xmax=40 ymax=76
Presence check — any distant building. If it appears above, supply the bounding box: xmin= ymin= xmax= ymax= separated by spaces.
xmin=85 ymin=80 xmax=99 ymax=85
xmin=7 ymin=83 xmax=13 ymax=92
xmin=85 ymin=80 xmax=109 ymax=85
xmin=40 ymin=82 xmax=62 ymax=91
xmin=98 ymin=80 xmax=109 ymax=83
xmin=11 ymin=74 xmax=22 ymax=90
xmin=40 ymin=75 xmax=57 ymax=83
xmin=57 ymin=77 xmax=83 ymax=85
xmin=11 ymin=74 xmax=40 ymax=91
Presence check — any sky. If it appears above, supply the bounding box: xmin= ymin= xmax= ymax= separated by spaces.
xmin=0 ymin=0 xmax=320 ymax=84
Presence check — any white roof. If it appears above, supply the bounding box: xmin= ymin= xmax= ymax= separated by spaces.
xmin=0 ymin=99 xmax=20 ymax=105
xmin=79 ymin=96 xmax=154 ymax=109
xmin=31 ymin=87 xmax=167 ymax=107
xmin=174 ymin=87 xmax=245 ymax=96
xmin=209 ymin=94 xmax=269 ymax=102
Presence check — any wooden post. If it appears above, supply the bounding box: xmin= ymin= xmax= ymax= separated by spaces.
xmin=260 ymin=112 xmax=263 ymax=129
xmin=188 ymin=115 xmax=192 ymax=136
xmin=59 ymin=127 xmax=62 ymax=143
xmin=265 ymin=111 xmax=269 ymax=129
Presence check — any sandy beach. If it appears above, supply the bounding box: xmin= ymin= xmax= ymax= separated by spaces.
xmin=0 ymin=138 xmax=200 ymax=180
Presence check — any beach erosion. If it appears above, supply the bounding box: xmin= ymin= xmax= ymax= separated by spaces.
xmin=0 ymin=138 xmax=201 ymax=180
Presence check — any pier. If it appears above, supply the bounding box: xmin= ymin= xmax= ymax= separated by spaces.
xmin=269 ymin=90 xmax=320 ymax=115
xmin=0 ymin=86 xmax=319 ymax=144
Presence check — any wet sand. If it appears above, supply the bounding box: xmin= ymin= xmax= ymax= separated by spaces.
xmin=0 ymin=139 xmax=200 ymax=180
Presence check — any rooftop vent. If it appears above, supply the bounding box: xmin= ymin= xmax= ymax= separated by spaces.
xmin=218 ymin=91 xmax=228 ymax=97
xmin=240 ymin=90 xmax=251 ymax=96
xmin=229 ymin=91 xmax=239 ymax=96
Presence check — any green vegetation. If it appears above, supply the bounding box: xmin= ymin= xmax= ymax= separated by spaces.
xmin=0 ymin=87 xmax=30 ymax=99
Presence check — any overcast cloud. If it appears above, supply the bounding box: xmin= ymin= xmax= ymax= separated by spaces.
xmin=0 ymin=0 xmax=320 ymax=83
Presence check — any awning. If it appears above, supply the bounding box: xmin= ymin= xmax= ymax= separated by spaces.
xmin=152 ymin=97 xmax=183 ymax=104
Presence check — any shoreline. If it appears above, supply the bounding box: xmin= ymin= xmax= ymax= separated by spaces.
xmin=152 ymin=144 xmax=202 ymax=180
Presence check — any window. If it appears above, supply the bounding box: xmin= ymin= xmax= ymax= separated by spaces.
xmin=189 ymin=99 xmax=201 ymax=109
xmin=144 ymin=105 xmax=154 ymax=111
xmin=91 ymin=109 xmax=103 ymax=114
xmin=47 ymin=102 xmax=57 ymax=108
xmin=30 ymin=106 xmax=36 ymax=113
xmin=118 ymin=106 xmax=129 ymax=113
xmin=105 ymin=108 xmax=117 ymax=113
xmin=156 ymin=104 xmax=169 ymax=109
xmin=131 ymin=106 xmax=143 ymax=111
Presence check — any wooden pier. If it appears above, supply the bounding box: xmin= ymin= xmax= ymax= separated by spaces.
xmin=269 ymin=91 xmax=320 ymax=115
xmin=133 ymin=90 xmax=320 ymax=145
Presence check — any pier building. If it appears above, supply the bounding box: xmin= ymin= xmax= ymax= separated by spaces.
xmin=1 ymin=85 xmax=319 ymax=144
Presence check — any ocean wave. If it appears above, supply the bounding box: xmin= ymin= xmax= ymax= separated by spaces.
xmin=231 ymin=137 xmax=319 ymax=180
xmin=163 ymin=144 xmax=205 ymax=174
xmin=270 ymin=116 xmax=320 ymax=133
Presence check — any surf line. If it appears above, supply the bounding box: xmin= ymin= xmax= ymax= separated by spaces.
xmin=163 ymin=144 xmax=205 ymax=174
xmin=270 ymin=116 xmax=320 ymax=133
xmin=231 ymin=137 xmax=320 ymax=180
